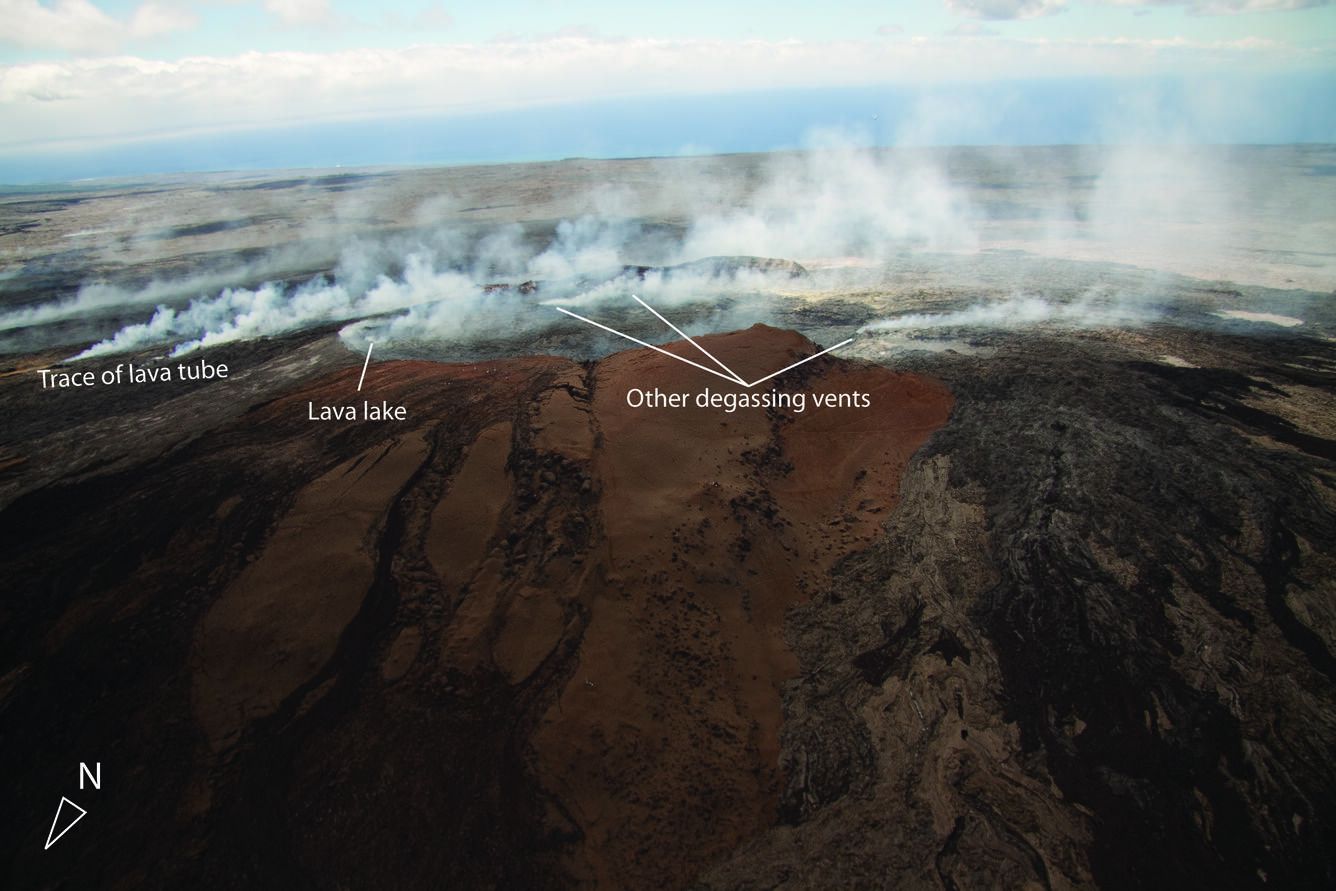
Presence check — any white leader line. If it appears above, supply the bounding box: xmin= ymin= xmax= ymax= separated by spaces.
xmin=357 ymin=342 xmax=374 ymax=391
xmin=555 ymin=303 xmax=852 ymax=388
xmin=741 ymin=338 xmax=854 ymax=388
xmin=632 ymin=295 xmax=747 ymax=385
xmin=554 ymin=307 xmax=747 ymax=386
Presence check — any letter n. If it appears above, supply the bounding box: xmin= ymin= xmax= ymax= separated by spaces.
xmin=80 ymin=762 xmax=101 ymax=790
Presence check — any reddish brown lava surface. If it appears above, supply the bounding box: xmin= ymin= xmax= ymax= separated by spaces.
xmin=184 ymin=325 xmax=953 ymax=887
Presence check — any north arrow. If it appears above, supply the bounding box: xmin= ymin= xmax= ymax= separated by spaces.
xmin=45 ymin=797 xmax=87 ymax=850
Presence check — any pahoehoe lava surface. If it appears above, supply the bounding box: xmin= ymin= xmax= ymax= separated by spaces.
xmin=2 ymin=324 xmax=1335 ymax=888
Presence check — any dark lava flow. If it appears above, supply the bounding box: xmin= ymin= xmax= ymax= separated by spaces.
xmin=3 ymin=326 xmax=1335 ymax=889
xmin=703 ymin=331 xmax=1336 ymax=890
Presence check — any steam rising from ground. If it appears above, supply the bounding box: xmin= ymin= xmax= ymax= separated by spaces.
xmin=4 ymin=141 xmax=1329 ymax=361
xmin=69 ymin=223 xmax=806 ymax=360
xmin=79 ymin=261 xmax=480 ymax=359
xmin=861 ymin=290 xmax=1163 ymax=335
xmin=57 ymin=143 xmax=988 ymax=360
xmin=680 ymin=143 xmax=976 ymax=261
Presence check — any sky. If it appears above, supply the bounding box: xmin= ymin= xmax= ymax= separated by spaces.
xmin=1 ymin=0 xmax=1334 ymax=181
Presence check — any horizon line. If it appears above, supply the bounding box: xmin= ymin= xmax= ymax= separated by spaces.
xmin=3 ymin=141 xmax=1332 ymax=191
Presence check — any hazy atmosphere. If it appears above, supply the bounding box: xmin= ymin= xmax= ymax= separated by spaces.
xmin=2 ymin=0 xmax=1334 ymax=180
xmin=4 ymin=2 xmax=1336 ymax=890
xmin=2 ymin=1 xmax=1333 ymax=361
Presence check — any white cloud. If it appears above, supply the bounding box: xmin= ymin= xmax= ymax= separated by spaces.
xmin=2 ymin=0 xmax=118 ymax=54
xmin=263 ymin=0 xmax=332 ymax=27
xmin=945 ymin=0 xmax=1068 ymax=19
xmin=0 ymin=35 xmax=1319 ymax=153
xmin=876 ymin=24 xmax=904 ymax=35
xmin=0 ymin=0 xmax=196 ymax=53
xmin=129 ymin=2 xmax=198 ymax=38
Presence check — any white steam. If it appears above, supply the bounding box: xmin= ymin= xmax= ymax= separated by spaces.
xmin=862 ymin=291 xmax=1162 ymax=334
xmin=74 ymin=254 xmax=480 ymax=359
xmin=61 ymin=210 xmax=707 ymax=359
xmin=542 ymin=267 xmax=787 ymax=310
xmin=680 ymin=137 xmax=977 ymax=262
xmin=16 ymin=136 xmax=1331 ymax=362
xmin=0 ymin=266 xmax=279 ymax=333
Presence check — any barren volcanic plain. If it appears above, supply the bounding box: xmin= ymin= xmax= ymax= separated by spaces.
xmin=2 ymin=146 xmax=1336 ymax=888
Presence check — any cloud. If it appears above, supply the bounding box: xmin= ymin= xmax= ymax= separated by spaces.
xmin=263 ymin=0 xmax=332 ymax=27
xmin=129 ymin=2 xmax=197 ymax=38
xmin=0 ymin=0 xmax=197 ymax=53
xmin=0 ymin=35 xmax=1319 ymax=154
xmin=876 ymin=24 xmax=904 ymax=35
xmin=1102 ymin=0 xmax=1329 ymax=12
xmin=945 ymin=0 xmax=1068 ymax=19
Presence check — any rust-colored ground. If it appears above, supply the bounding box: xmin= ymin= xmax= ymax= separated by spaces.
xmin=530 ymin=327 xmax=953 ymax=887
xmin=187 ymin=326 xmax=952 ymax=887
